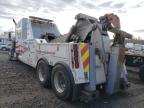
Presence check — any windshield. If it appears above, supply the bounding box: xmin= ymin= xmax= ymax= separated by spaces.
xmin=31 ymin=21 xmax=61 ymax=39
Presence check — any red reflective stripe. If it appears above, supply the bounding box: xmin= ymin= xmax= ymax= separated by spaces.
xmin=83 ymin=57 xmax=89 ymax=68
xmin=81 ymin=45 xmax=89 ymax=56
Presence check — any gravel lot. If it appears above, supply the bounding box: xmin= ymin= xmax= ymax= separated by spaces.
xmin=0 ymin=52 xmax=144 ymax=108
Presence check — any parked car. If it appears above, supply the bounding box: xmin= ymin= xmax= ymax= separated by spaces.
xmin=125 ymin=43 xmax=134 ymax=50
xmin=0 ymin=38 xmax=12 ymax=51
xmin=0 ymin=44 xmax=11 ymax=51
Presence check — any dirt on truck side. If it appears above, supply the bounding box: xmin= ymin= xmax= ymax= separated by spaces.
xmin=0 ymin=52 xmax=144 ymax=108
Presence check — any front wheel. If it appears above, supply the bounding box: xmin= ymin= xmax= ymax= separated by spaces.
xmin=36 ymin=60 xmax=51 ymax=88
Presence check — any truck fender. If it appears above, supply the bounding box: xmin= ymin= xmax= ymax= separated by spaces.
xmin=36 ymin=58 xmax=49 ymax=67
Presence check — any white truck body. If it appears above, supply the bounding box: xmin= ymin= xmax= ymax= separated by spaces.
xmin=14 ymin=14 xmax=130 ymax=100
xmin=17 ymin=40 xmax=96 ymax=84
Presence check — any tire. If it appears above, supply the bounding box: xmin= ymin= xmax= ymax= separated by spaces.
xmin=139 ymin=65 xmax=144 ymax=81
xmin=36 ymin=60 xmax=51 ymax=88
xmin=51 ymin=63 xmax=79 ymax=101
xmin=1 ymin=47 xmax=7 ymax=51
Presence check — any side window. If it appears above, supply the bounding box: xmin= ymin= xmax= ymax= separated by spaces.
xmin=22 ymin=19 xmax=27 ymax=39
xmin=0 ymin=39 xmax=2 ymax=42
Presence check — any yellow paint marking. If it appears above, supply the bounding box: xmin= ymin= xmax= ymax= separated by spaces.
xmin=84 ymin=65 xmax=89 ymax=72
xmin=81 ymin=50 xmax=89 ymax=62
xmin=79 ymin=44 xmax=85 ymax=50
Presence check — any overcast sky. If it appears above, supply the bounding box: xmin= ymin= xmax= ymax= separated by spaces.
xmin=0 ymin=0 xmax=144 ymax=39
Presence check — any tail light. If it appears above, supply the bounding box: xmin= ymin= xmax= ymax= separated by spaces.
xmin=73 ymin=44 xmax=79 ymax=68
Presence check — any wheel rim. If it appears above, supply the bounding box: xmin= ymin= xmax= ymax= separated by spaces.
xmin=38 ymin=65 xmax=45 ymax=82
xmin=54 ymin=71 xmax=66 ymax=93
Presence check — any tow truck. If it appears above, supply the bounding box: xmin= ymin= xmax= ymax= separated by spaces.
xmin=11 ymin=13 xmax=132 ymax=101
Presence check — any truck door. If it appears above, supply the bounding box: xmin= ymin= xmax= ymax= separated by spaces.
xmin=27 ymin=40 xmax=37 ymax=67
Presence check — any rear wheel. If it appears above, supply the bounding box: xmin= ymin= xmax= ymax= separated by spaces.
xmin=36 ymin=60 xmax=51 ymax=88
xmin=139 ymin=65 xmax=144 ymax=81
xmin=51 ymin=63 xmax=79 ymax=101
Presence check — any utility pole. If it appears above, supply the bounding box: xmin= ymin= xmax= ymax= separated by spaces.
xmin=8 ymin=32 xmax=11 ymax=41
